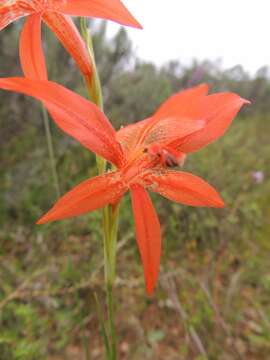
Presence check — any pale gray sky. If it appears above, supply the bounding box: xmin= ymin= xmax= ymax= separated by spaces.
xmin=108 ymin=0 xmax=270 ymax=75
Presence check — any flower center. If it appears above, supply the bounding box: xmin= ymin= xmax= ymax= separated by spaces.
xmin=144 ymin=144 xmax=185 ymax=168
xmin=120 ymin=148 xmax=156 ymax=183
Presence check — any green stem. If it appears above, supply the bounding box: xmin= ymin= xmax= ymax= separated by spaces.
xmin=94 ymin=293 xmax=111 ymax=358
xmin=41 ymin=105 xmax=61 ymax=199
xmin=108 ymin=204 xmax=120 ymax=360
xmin=102 ymin=204 xmax=118 ymax=359
xmin=107 ymin=283 xmax=116 ymax=360
xmin=80 ymin=19 xmax=119 ymax=359
xmin=109 ymin=203 xmax=120 ymax=282
xmin=80 ymin=18 xmax=103 ymax=110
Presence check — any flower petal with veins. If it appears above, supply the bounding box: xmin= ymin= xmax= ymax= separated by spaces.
xmin=0 ymin=1 xmax=31 ymax=30
xmin=38 ymin=172 xmax=127 ymax=223
xmin=43 ymin=12 xmax=93 ymax=85
xmin=176 ymin=93 xmax=250 ymax=152
xmin=0 ymin=77 xmax=124 ymax=166
xmin=58 ymin=0 xmax=142 ymax=29
xmin=144 ymin=170 xmax=224 ymax=208
xmin=19 ymin=13 xmax=47 ymax=80
xmin=130 ymin=185 xmax=161 ymax=295
xmin=117 ymin=84 xmax=209 ymax=154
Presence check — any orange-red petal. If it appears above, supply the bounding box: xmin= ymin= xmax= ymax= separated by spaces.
xmin=117 ymin=84 xmax=209 ymax=155
xmin=0 ymin=77 xmax=124 ymax=166
xmin=144 ymin=170 xmax=224 ymax=208
xmin=130 ymin=185 xmax=161 ymax=295
xmin=117 ymin=114 xmax=204 ymax=156
xmin=42 ymin=12 xmax=93 ymax=85
xmin=154 ymin=83 xmax=209 ymax=118
xmin=58 ymin=0 xmax=142 ymax=29
xmin=142 ymin=84 xmax=209 ymax=147
xmin=37 ymin=172 xmax=127 ymax=223
xmin=175 ymin=93 xmax=249 ymax=153
xmin=19 ymin=14 xmax=48 ymax=80
xmin=117 ymin=85 xmax=249 ymax=156
xmin=0 ymin=2 xmax=29 ymax=30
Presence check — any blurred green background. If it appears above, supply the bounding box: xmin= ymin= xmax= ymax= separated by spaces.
xmin=0 ymin=21 xmax=270 ymax=360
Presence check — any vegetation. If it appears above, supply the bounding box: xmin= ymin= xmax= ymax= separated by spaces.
xmin=0 ymin=21 xmax=269 ymax=359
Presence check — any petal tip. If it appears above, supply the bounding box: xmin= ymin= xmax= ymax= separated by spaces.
xmin=36 ymin=217 xmax=45 ymax=225
xmin=235 ymin=96 xmax=250 ymax=107
xmin=36 ymin=214 xmax=50 ymax=224
xmin=136 ymin=22 xmax=143 ymax=30
xmin=128 ymin=17 xmax=143 ymax=29
xmin=242 ymin=98 xmax=251 ymax=105
xmin=215 ymin=198 xmax=225 ymax=208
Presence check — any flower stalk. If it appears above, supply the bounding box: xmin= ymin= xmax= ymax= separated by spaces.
xmin=81 ymin=19 xmax=118 ymax=359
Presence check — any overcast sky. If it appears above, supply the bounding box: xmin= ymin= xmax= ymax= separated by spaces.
xmin=108 ymin=0 xmax=270 ymax=75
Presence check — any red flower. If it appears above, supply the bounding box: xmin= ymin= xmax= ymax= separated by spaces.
xmin=0 ymin=79 xmax=249 ymax=294
xmin=0 ymin=0 xmax=141 ymax=81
